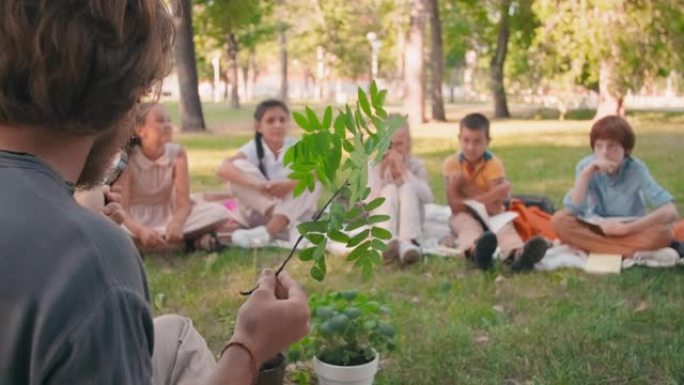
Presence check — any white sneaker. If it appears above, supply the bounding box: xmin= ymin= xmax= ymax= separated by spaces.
xmin=231 ymin=226 xmax=271 ymax=248
xmin=631 ymin=247 xmax=679 ymax=268
xmin=399 ymin=240 xmax=421 ymax=265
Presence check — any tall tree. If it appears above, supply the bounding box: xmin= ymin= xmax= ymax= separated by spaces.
xmin=428 ymin=0 xmax=446 ymax=121
xmin=279 ymin=24 xmax=288 ymax=100
xmin=197 ymin=0 xmax=271 ymax=109
xmin=284 ymin=0 xmax=397 ymax=94
xmin=404 ymin=0 xmax=426 ymax=128
xmin=172 ymin=0 xmax=206 ymax=131
xmin=277 ymin=0 xmax=288 ymax=100
xmin=532 ymin=0 xmax=684 ymax=118
xmin=490 ymin=0 xmax=511 ymax=118
xmin=440 ymin=0 xmax=536 ymax=116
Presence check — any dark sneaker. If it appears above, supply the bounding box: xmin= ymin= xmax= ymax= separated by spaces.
xmin=383 ymin=239 xmax=400 ymax=264
xmin=511 ymin=236 xmax=548 ymax=272
xmin=670 ymin=241 xmax=684 ymax=258
xmin=471 ymin=231 xmax=497 ymax=271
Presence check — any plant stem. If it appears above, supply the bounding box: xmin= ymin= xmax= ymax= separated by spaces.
xmin=240 ymin=179 xmax=349 ymax=295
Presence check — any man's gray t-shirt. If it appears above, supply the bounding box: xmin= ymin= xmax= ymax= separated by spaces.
xmin=0 ymin=151 xmax=154 ymax=384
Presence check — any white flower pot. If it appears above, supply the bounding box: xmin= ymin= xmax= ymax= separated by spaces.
xmin=313 ymin=353 xmax=379 ymax=385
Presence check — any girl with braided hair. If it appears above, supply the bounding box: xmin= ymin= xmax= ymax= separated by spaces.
xmin=218 ymin=99 xmax=321 ymax=248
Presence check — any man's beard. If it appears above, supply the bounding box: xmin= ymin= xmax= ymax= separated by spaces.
xmin=76 ymin=118 xmax=132 ymax=188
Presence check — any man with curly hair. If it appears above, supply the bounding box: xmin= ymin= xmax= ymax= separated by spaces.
xmin=0 ymin=2 xmax=309 ymax=384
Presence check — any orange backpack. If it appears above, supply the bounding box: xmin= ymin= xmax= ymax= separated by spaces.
xmin=509 ymin=199 xmax=558 ymax=242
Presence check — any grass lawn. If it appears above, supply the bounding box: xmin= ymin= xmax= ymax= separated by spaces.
xmin=147 ymin=105 xmax=684 ymax=385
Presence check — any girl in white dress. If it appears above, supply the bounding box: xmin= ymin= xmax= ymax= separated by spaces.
xmin=218 ymin=99 xmax=321 ymax=248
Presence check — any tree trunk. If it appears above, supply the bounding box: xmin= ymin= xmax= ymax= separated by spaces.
xmin=279 ymin=24 xmax=288 ymax=101
xmin=428 ymin=0 xmax=446 ymax=121
xmin=241 ymin=64 xmax=249 ymax=102
xmin=249 ymin=48 xmax=258 ymax=102
xmin=594 ymin=59 xmax=625 ymax=119
xmin=490 ymin=0 xmax=511 ymax=119
xmin=172 ymin=0 xmax=206 ymax=132
xmin=404 ymin=0 xmax=426 ymax=128
xmin=227 ymin=33 xmax=240 ymax=109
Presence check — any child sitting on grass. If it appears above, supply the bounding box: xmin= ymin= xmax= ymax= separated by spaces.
xmin=368 ymin=120 xmax=433 ymax=265
xmin=551 ymin=115 xmax=680 ymax=265
xmin=444 ymin=113 xmax=548 ymax=271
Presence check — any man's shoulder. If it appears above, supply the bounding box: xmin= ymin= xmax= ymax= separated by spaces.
xmin=1 ymin=187 xmax=146 ymax=297
xmin=72 ymin=207 xmax=148 ymax=293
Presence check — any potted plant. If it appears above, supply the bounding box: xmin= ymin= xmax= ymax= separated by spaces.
xmin=288 ymin=290 xmax=396 ymax=385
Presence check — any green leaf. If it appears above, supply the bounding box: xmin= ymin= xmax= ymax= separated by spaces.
xmin=315 ymin=164 xmax=330 ymax=187
xmin=293 ymin=181 xmax=307 ymax=197
xmin=369 ymin=249 xmax=383 ymax=265
xmin=344 ymin=106 xmax=356 ymax=134
xmin=311 ymin=261 xmax=325 ymax=281
xmin=342 ymin=139 xmax=355 ymax=153
xmin=346 ymin=217 xmax=368 ymax=232
xmin=306 ymin=173 xmax=316 ymax=191
xmin=345 ymin=205 xmax=363 ymax=220
xmin=371 ymin=226 xmax=392 ymax=240
xmin=305 ymin=107 xmax=321 ymax=131
xmin=370 ymin=239 xmax=389 ymax=252
xmin=377 ymin=90 xmax=387 ymax=107
xmin=346 ymin=229 xmax=370 ymax=247
xmin=361 ymin=186 xmax=371 ymax=201
xmin=358 ymin=87 xmax=373 ymax=118
xmin=346 ymin=240 xmax=372 ymax=261
xmin=368 ymin=214 xmax=390 ymax=224
xmin=299 ymin=246 xmax=316 ymax=261
xmin=364 ymin=197 xmax=385 ymax=212
xmin=305 ymin=233 xmax=325 ymax=245
xmin=298 ymin=221 xmax=329 ymax=233
xmin=283 ymin=146 xmax=296 ymax=166
xmin=354 ymin=106 xmax=367 ymax=131
xmin=370 ymin=80 xmax=379 ymax=106
xmin=334 ymin=114 xmax=346 ymax=137
xmin=293 ymin=111 xmax=312 ymax=132
xmin=328 ymin=229 xmax=350 ymax=243
xmin=322 ymin=106 xmax=333 ymax=130
xmin=361 ymin=258 xmax=373 ymax=280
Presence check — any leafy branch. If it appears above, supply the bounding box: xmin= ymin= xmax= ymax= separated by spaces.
xmin=241 ymin=81 xmax=405 ymax=294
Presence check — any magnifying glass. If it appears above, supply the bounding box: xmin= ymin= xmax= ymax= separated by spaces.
xmin=103 ymin=150 xmax=128 ymax=186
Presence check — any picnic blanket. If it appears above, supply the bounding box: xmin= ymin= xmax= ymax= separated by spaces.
xmin=201 ymin=192 xmax=682 ymax=270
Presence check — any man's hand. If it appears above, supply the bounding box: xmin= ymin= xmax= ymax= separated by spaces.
xmin=102 ymin=185 xmax=127 ymax=224
xmin=231 ymin=269 xmax=310 ymax=366
xmin=103 ymin=203 xmax=127 ymax=225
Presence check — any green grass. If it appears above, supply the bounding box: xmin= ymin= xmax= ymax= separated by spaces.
xmin=147 ymin=107 xmax=684 ymax=384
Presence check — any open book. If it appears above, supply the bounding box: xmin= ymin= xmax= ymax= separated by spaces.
xmin=584 ymin=253 xmax=622 ymax=274
xmin=463 ymin=200 xmax=518 ymax=234
xmin=576 ymin=216 xmax=639 ymax=236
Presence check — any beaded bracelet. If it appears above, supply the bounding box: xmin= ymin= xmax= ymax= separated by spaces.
xmin=220 ymin=340 xmax=258 ymax=385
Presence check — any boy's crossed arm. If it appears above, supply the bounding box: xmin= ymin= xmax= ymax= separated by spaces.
xmin=446 ymin=172 xmax=510 ymax=215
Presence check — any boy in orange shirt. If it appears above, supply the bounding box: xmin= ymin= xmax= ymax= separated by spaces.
xmin=444 ymin=113 xmax=548 ymax=271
